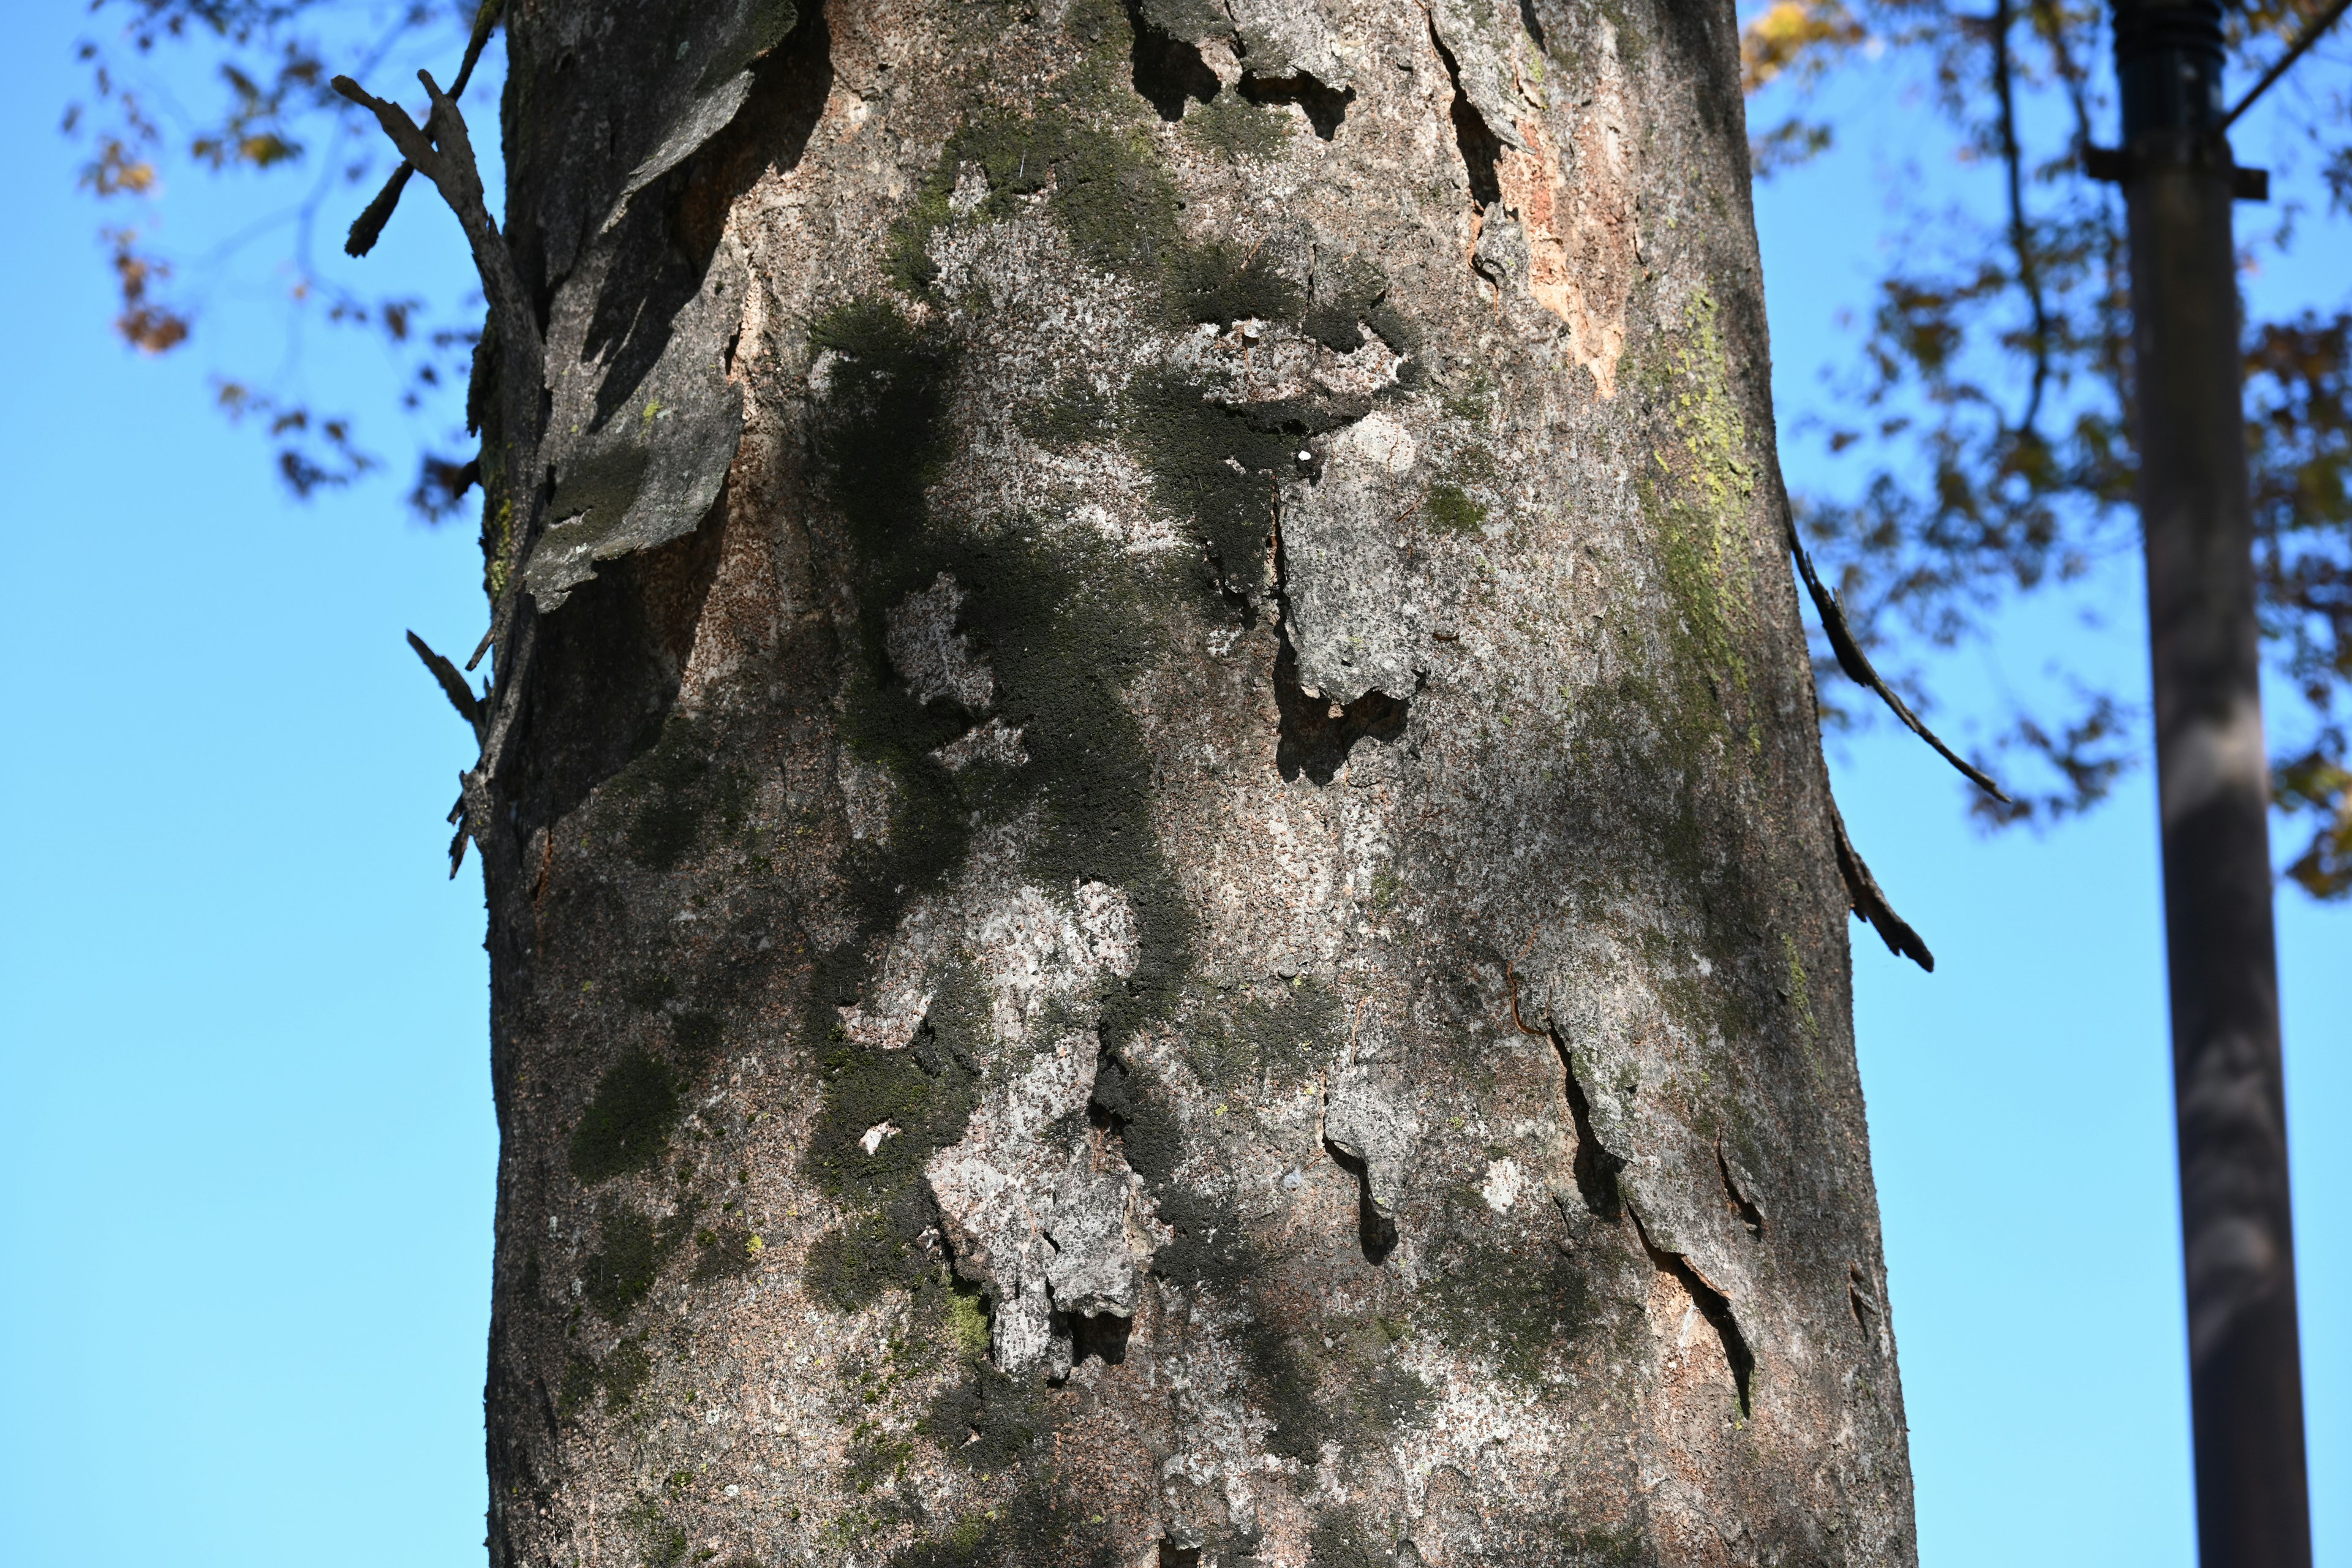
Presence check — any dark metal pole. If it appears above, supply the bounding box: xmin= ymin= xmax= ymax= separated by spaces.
xmin=2111 ymin=4 xmax=2310 ymax=1564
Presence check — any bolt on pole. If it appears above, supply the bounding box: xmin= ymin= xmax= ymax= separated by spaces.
xmin=2108 ymin=3 xmax=2310 ymax=1563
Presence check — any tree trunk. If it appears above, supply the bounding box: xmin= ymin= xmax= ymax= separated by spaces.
xmin=475 ymin=0 xmax=1917 ymax=1563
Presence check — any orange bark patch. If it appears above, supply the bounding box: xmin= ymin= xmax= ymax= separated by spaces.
xmin=1490 ymin=58 xmax=1636 ymax=399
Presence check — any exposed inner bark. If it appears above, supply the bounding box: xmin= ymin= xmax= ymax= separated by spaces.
xmin=1632 ymin=1205 xmax=1757 ymax=1419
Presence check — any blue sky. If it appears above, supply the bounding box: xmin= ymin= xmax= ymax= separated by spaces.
xmin=0 ymin=7 xmax=2342 ymax=1567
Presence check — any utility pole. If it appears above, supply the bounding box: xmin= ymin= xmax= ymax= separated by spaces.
xmin=2108 ymin=2 xmax=2311 ymax=1562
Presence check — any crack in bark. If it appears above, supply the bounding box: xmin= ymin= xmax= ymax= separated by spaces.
xmin=1238 ymin=70 xmax=1354 ymax=140
xmin=1549 ymin=1030 xmax=1625 ymax=1221
xmin=1848 ymin=1261 xmax=1882 ymax=1344
xmin=1630 ymin=1205 xmax=1755 ymax=1419
xmin=1274 ymin=628 xmax=1411 ymax=782
xmin=1321 ymin=1134 xmax=1400 ymax=1262
xmin=1062 ymin=1308 xmax=1133 ymax=1366
xmin=1430 ymin=15 xmax=1504 ymax=208
xmin=1717 ymin=1140 xmax=1765 ymax=1237
xmin=1127 ymin=0 xmax=1354 ymax=137
xmin=1128 ymin=2 xmax=1222 ymax=119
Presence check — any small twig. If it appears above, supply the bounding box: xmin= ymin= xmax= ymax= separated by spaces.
xmin=343 ymin=0 xmax=505 ymax=257
xmin=2218 ymin=0 xmax=2352 ymax=135
xmin=1785 ymin=512 xmax=2011 ymax=803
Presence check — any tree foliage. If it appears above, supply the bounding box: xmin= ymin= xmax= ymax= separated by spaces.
xmin=1743 ymin=0 xmax=2352 ymax=895
xmin=64 ymin=0 xmax=486 ymax=514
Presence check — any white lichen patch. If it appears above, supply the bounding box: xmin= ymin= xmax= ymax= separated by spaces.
xmin=919 ymin=216 xmax=1188 ymax=554
xmin=972 ymin=881 xmax=1139 ymax=1044
xmin=1479 ymin=1156 xmax=1524 ymax=1212
xmin=1042 ymin=1166 xmax=1142 ymax=1317
xmin=836 ymin=753 xmax=896 ymax=846
xmin=860 ymin=1119 xmax=902 ymax=1156
xmin=885 ymin=572 xmax=994 ymax=709
xmin=932 ymin=716 xmax=1030 ymax=772
xmin=1349 ymin=408 xmax=1419 ymax=473
xmin=1152 ymin=1287 xmax=1281 ymax=1537
xmin=1323 ymin=1064 xmax=1420 ymax=1218
xmin=1169 ymin=317 xmax=1406 ymax=409
xmin=926 ymin=1033 xmax=1145 ymax=1371
xmin=947 ymin=159 xmax=989 ymax=217
xmin=1281 ymin=408 xmax=1430 ymax=704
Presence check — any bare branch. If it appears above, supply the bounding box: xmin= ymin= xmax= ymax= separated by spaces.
xmin=341 ymin=0 xmax=504 ymax=258
xmin=330 ymin=69 xmax=535 ymax=365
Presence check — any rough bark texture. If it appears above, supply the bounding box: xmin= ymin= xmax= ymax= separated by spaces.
xmin=475 ymin=0 xmax=1917 ymax=1563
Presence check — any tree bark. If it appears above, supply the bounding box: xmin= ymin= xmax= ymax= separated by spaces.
xmin=475 ymin=0 xmax=1918 ymax=1563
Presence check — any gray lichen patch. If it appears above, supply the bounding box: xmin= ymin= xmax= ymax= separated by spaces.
xmin=1279 ymin=408 xmax=1427 ymax=706
xmin=884 ymin=573 xmax=996 ymax=711
xmin=1322 ymin=1063 xmax=1420 ymax=1224
xmin=926 ymin=1031 xmax=1154 ymax=1373
xmin=932 ymin=717 xmax=1028 ymax=772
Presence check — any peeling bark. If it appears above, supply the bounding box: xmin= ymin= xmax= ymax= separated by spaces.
xmin=470 ymin=0 xmax=1917 ymax=1563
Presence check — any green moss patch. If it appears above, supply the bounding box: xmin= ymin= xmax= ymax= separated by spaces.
xmin=891 ymin=108 xmax=1180 ymax=296
xmin=615 ymin=717 xmax=750 ymax=872
xmin=1425 ymin=483 xmax=1487 ymax=535
xmin=570 ymin=1049 xmax=683 ymax=1185
xmin=584 ymin=1204 xmax=671 ymax=1319
xmin=1180 ymin=978 xmax=1344 ymax=1095
xmin=1416 ymin=1226 xmax=1596 ymax=1385
xmin=692 ymin=1223 xmax=760 ymax=1281
xmin=601 ymin=1335 xmax=654 ymax=1409
xmin=1183 ymin=94 xmax=1286 ymax=159
xmin=1638 ymin=291 xmax=1758 ymax=700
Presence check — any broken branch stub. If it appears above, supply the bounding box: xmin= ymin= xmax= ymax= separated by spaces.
xmin=330 ymin=70 xmax=540 ymax=372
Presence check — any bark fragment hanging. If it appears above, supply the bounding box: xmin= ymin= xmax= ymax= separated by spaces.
xmin=1827 ymin=789 xmax=1936 ymax=971
xmin=406 ymin=628 xmax=484 ymax=739
xmin=1787 ymin=511 xmax=2011 ymax=803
